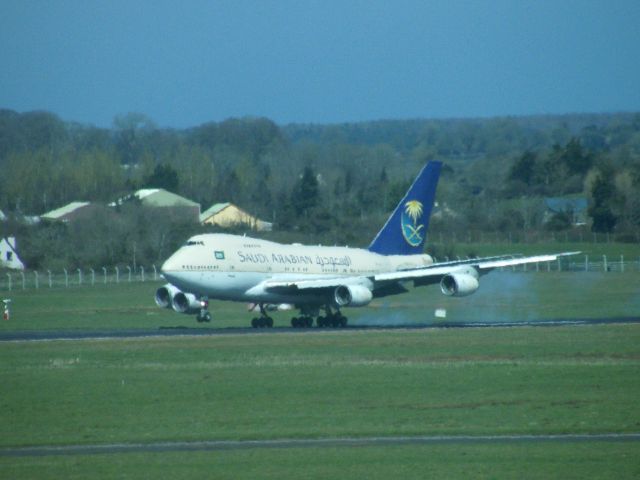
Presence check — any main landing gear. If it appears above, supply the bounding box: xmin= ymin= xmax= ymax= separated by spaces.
xmin=291 ymin=316 xmax=314 ymax=328
xmin=251 ymin=304 xmax=274 ymax=328
xmin=316 ymin=311 xmax=348 ymax=328
xmin=248 ymin=304 xmax=349 ymax=329
xmin=290 ymin=306 xmax=348 ymax=329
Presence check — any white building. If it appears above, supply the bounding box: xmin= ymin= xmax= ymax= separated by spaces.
xmin=0 ymin=237 xmax=25 ymax=270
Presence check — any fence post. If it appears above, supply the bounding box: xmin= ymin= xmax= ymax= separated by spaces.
xmin=140 ymin=266 xmax=145 ymax=282
xmin=152 ymin=264 xmax=157 ymax=281
xmin=126 ymin=266 xmax=132 ymax=282
xmin=621 ymin=255 xmax=624 ymax=273
xmin=585 ymin=255 xmax=589 ymax=272
xmin=102 ymin=267 xmax=107 ymax=284
xmin=77 ymin=269 xmax=82 ymax=286
xmin=603 ymin=255 xmax=608 ymax=272
xmin=63 ymin=269 xmax=68 ymax=288
xmin=115 ymin=267 xmax=119 ymax=284
xmin=90 ymin=268 xmax=95 ymax=286
xmin=6 ymin=273 xmax=11 ymax=291
xmin=47 ymin=270 xmax=52 ymax=288
xmin=34 ymin=271 xmax=39 ymax=289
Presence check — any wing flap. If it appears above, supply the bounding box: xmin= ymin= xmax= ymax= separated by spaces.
xmin=264 ymin=276 xmax=368 ymax=291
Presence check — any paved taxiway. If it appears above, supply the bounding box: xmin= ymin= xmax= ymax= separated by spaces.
xmin=1 ymin=317 xmax=638 ymax=342
xmin=2 ymin=433 xmax=639 ymax=457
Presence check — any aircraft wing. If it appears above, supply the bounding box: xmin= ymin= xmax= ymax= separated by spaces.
xmin=374 ymin=251 xmax=581 ymax=283
xmin=262 ymin=252 xmax=579 ymax=293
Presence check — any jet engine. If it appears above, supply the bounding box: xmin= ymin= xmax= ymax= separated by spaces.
xmin=334 ymin=285 xmax=373 ymax=307
xmin=440 ymin=273 xmax=479 ymax=297
xmin=155 ymin=283 xmax=181 ymax=309
xmin=155 ymin=284 xmax=204 ymax=314
xmin=172 ymin=291 xmax=203 ymax=314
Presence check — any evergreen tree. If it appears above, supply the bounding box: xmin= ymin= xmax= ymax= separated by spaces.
xmin=589 ymin=173 xmax=617 ymax=232
xmin=291 ymin=166 xmax=319 ymax=218
xmin=508 ymin=151 xmax=536 ymax=186
xmin=144 ymin=163 xmax=179 ymax=191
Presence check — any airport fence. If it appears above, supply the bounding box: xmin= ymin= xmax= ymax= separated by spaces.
xmin=0 ymin=265 xmax=161 ymax=292
xmin=1 ymin=255 xmax=639 ymax=293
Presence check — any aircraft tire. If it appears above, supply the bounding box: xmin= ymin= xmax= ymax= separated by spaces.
xmin=266 ymin=316 xmax=274 ymax=328
xmin=252 ymin=318 xmax=259 ymax=328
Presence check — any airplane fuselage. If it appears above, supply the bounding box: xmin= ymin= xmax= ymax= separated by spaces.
xmin=161 ymin=233 xmax=433 ymax=305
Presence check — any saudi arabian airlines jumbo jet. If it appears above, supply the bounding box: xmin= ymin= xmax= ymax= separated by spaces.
xmin=156 ymin=162 xmax=577 ymax=328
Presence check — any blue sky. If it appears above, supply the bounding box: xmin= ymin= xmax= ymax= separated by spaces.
xmin=1 ymin=0 xmax=639 ymax=128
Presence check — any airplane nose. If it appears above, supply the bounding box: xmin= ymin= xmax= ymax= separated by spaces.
xmin=160 ymin=255 xmax=180 ymax=275
xmin=160 ymin=258 xmax=182 ymax=286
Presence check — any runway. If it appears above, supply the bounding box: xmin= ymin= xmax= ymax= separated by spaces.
xmin=1 ymin=316 xmax=639 ymax=342
xmin=2 ymin=433 xmax=639 ymax=457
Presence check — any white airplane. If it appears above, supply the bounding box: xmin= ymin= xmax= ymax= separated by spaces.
xmin=156 ymin=162 xmax=577 ymax=327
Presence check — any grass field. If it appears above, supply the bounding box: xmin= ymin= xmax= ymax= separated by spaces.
xmin=1 ymin=267 xmax=639 ymax=478
xmin=1 ymin=326 xmax=639 ymax=478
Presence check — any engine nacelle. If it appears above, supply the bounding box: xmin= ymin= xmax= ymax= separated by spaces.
xmin=334 ymin=284 xmax=373 ymax=307
xmin=172 ymin=291 xmax=204 ymax=314
xmin=155 ymin=284 xmax=181 ymax=309
xmin=155 ymin=284 xmax=204 ymax=314
xmin=440 ymin=273 xmax=480 ymax=297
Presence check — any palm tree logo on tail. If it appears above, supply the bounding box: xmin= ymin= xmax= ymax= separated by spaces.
xmin=401 ymin=200 xmax=425 ymax=247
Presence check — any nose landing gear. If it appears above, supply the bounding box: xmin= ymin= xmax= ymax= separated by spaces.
xmin=196 ymin=298 xmax=211 ymax=323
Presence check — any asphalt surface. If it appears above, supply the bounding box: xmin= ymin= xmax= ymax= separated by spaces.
xmin=1 ymin=316 xmax=639 ymax=342
xmin=2 ymin=434 xmax=640 ymax=457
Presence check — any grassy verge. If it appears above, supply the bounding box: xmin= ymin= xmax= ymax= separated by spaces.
xmin=1 ymin=326 xmax=638 ymax=447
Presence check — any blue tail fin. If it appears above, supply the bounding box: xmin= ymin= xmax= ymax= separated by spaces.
xmin=368 ymin=161 xmax=442 ymax=255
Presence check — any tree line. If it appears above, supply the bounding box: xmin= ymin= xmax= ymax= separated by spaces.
xmin=0 ymin=108 xmax=639 ymax=270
